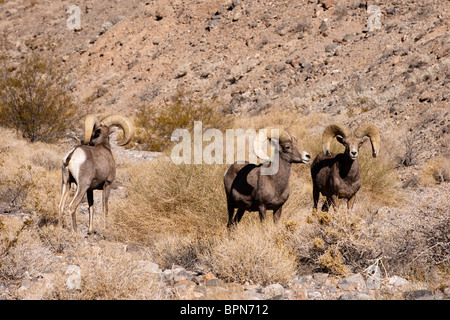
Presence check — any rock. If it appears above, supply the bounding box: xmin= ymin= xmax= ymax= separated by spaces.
xmin=443 ymin=287 xmax=450 ymax=297
xmin=242 ymin=290 xmax=264 ymax=300
xmin=338 ymin=274 xmax=367 ymax=292
xmin=388 ymin=275 xmax=409 ymax=288
xmin=339 ymin=292 xmax=372 ymax=300
xmin=419 ymin=90 xmax=434 ymax=103
xmin=263 ymin=283 xmax=285 ymax=298
xmin=99 ymin=21 xmax=113 ymax=35
xmin=403 ymin=290 xmax=433 ymax=300
xmin=325 ymin=42 xmax=339 ymax=53
xmin=319 ymin=20 xmax=328 ymax=33
xmin=136 ymin=260 xmax=160 ymax=274
xmin=20 ymin=279 xmax=34 ymax=291
xmin=206 ymin=278 xmax=225 ymax=287
xmin=319 ymin=0 xmax=336 ymax=9
xmin=174 ymin=63 xmax=190 ymax=79
xmin=313 ymin=273 xmax=329 ymax=284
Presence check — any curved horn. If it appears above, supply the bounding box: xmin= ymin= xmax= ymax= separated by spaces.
xmin=253 ymin=127 xmax=291 ymax=160
xmin=83 ymin=114 xmax=100 ymax=145
xmin=354 ymin=124 xmax=380 ymax=158
xmin=100 ymin=114 xmax=134 ymax=146
xmin=322 ymin=124 xmax=351 ymax=156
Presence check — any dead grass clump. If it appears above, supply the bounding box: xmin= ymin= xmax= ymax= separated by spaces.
xmin=358 ymin=151 xmax=399 ymax=205
xmin=317 ymin=246 xmax=349 ymax=275
xmin=108 ymin=158 xmax=228 ymax=243
xmin=0 ymin=227 xmax=56 ymax=279
xmin=150 ymin=234 xmax=213 ymax=271
xmin=50 ymin=245 xmax=166 ymax=300
xmin=419 ymin=156 xmax=450 ymax=186
xmin=0 ymin=128 xmax=62 ymax=221
xmin=199 ymin=222 xmax=297 ymax=286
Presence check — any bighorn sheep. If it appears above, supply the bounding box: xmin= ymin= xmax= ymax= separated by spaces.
xmin=311 ymin=123 xmax=380 ymax=213
xmin=224 ymin=128 xmax=310 ymax=227
xmin=58 ymin=114 xmax=134 ymax=233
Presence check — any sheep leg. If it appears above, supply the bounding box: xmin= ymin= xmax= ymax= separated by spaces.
xmin=258 ymin=205 xmax=267 ymax=222
xmin=273 ymin=206 xmax=282 ymax=223
xmin=68 ymin=185 xmax=89 ymax=233
xmin=58 ymin=179 xmax=71 ymax=228
xmin=330 ymin=195 xmax=339 ymax=213
xmin=312 ymin=185 xmax=319 ymax=211
xmin=102 ymin=182 xmax=112 ymax=230
xmin=87 ymin=190 xmax=95 ymax=234
xmin=234 ymin=208 xmax=245 ymax=224
xmin=227 ymin=201 xmax=235 ymax=227
xmin=347 ymin=195 xmax=356 ymax=210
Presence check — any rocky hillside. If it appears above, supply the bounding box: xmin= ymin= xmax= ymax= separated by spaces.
xmin=1 ymin=0 xmax=448 ymax=165
xmin=0 ymin=0 xmax=449 ymax=301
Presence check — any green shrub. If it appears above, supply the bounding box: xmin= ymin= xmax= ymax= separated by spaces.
xmin=0 ymin=49 xmax=76 ymax=143
xmin=134 ymin=91 xmax=230 ymax=151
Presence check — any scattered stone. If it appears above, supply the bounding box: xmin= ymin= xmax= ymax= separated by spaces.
xmin=388 ymin=275 xmax=409 ymax=288
xmin=325 ymin=42 xmax=339 ymax=53
xmin=136 ymin=260 xmax=160 ymax=274
xmin=419 ymin=90 xmax=434 ymax=103
xmin=319 ymin=0 xmax=336 ymax=10
xmin=403 ymin=290 xmax=433 ymax=300
xmin=99 ymin=21 xmax=113 ymax=35
xmin=313 ymin=273 xmax=329 ymax=284
xmin=338 ymin=274 xmax=367 ymax=292
xmin=206 ymin=278 xmax=225 ymax=287
xmin=339 ymin=292 xmax=372 ymax=300
xmin=262 ymin=283 xmax=285 ymax=298
xmin=319 ymin=19 xmax=328 ymax=34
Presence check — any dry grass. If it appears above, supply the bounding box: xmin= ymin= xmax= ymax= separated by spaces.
xmin=108 ymin=157 xmax=228 ymax=243
xmin=49 ymin=244 xmax=166 ymax=300
xmin=0 ymin=111 xmax=447 ymax=298
xmin=419 ymin=156 xmax=450 ymax=186
xmin=199 ymin=222 xmax=298 ymax=286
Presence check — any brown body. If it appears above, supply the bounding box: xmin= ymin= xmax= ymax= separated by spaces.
xmin=58 ymin=115 xmax=133 ymax=234
xmin=311 ymin=152 xmax=362 ymax=212
xmin=311 ymin=123 xmax=380 ymax=213
xmin=224 ymin=133 xmax=310 ymax=227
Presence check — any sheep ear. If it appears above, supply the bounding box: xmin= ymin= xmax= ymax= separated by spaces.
xmin=336 ymin=135 xmax=344 ymax=144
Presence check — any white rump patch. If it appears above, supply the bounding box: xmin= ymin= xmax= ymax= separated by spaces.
xmin=68 ymin=148 xmax=86 ymax=184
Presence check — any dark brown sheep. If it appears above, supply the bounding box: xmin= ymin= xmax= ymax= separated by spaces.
xmin=311 ymin=123 xmax=380 ymax=213
xmin=224 ymin=128 xmax=310 ymax=227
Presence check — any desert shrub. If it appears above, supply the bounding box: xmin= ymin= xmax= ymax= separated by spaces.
xmin=199 ymin=222 xmax=298 ymax=286
xmin=134 ymin=91 xmax=230 ymax=151
xmin=419 ymin=156 xmax=450 ymax=186
xmin=0 ymin=226 xmax=56 ymax=279
xmin=151 ymin=234 xmax=213 ymax=270
xmin=0 ymin=128 xmax=62 ymax=221
xmin=108 ymin=158 xmax=229 ymax=243
xmin=0 ymin=47 xmax=76 ymax=143
xmin=49 ymin=245 xmax=165 ymax=300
